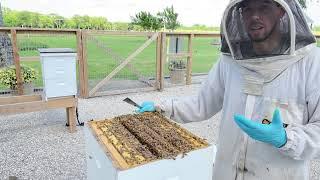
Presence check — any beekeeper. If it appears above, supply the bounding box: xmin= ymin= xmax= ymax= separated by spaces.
xmin=138 ymin=0 xmax=320 ymax=179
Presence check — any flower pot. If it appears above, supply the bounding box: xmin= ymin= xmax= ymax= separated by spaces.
xmin=169 ymin=68 xmax=186 ymax=84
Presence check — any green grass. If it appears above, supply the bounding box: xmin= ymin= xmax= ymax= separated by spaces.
xmin=85 ymin=36 xmax=157 ymax=80
xmin=192 ymin=38 xmax=220 ymax=73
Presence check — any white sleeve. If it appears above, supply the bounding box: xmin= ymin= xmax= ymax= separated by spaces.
xmin=279 ymin=52 xmax=320 ymax=160
xmin=279 ymin=91 xmax=320 ymax=160
xmin=158 ymin=58 xmax=226 ymax=123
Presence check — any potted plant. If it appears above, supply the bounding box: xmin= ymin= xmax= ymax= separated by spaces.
xmin=168 ymin=59 xmax=186 ymax=84
xmin=0 ymin=65 xmax=38 ymax=94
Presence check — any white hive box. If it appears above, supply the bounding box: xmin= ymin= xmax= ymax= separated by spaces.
xmin=39 ymin=48 xmax=77 ymax=100
xmin=84 ymin=113 xmax=217 ymax=180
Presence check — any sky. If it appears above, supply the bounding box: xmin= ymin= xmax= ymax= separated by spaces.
xmin=2 ymin=0 xmax=320 ymax=26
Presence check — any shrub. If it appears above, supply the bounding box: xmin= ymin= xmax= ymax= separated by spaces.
xmin=0 ymin=65 xmax=38 ymax=89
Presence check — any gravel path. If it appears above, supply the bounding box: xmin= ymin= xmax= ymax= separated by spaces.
xmin=0 ymin=84 xmax=319 ymax=179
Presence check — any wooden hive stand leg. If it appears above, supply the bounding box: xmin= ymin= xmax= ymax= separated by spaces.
xmin=67 ymin=106 xmax=77 ymax=133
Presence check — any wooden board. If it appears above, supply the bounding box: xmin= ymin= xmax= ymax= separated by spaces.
xmin=77 ymin=30 xmax=89 ymax=98
xmin=85 ymin=30 xmax=155 ymax=37
xmin=160 ymin=33 xmax=167 ymax=90
xmin=0 ymin=95 xmax=77 ymax=133
xmin=11 ymin=29 xmax=23 ymax=95
xmin=92 ymin=87 xmax=155 ymax=97
xmin=0 ymin=96 xmax=76 ymax=112
xmin=88 ymin=121 xmax=130 ymax=170
xmin=156 ymin=33 xmax=162 ymax=90
xmin=186 ymin=34 xmax=194 ymax=85
xmin=0 ymin=95 xmax=42 ymax=105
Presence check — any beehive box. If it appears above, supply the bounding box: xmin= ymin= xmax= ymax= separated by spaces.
xmin=84 ymin=112 xmax=216 ymax=180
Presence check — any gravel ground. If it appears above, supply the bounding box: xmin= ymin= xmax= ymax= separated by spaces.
xmin=0 ymin=84 xmax=319 ymax=180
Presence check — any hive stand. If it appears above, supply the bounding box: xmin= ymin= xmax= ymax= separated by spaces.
xmin=0 ymin=95 xmax=77 ymax=133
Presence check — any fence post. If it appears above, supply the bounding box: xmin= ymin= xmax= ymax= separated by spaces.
xmin=11 ymin=29 xmax=23 ymax=95
xmin=160 ymin=32 xmax=167 ymax=91
xmin=186 ymin=33 xmax=194 ymax=85
xmin=156 ymin=32 xmax=162 ymax=91
xmin=77 ymin=30 xmax=89 ymax=98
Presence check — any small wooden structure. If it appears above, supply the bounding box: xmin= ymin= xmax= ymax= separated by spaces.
xmin=0 ymin=95 xmax=77 ymax=132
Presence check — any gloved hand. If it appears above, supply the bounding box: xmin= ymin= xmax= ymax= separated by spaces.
xmin=137 ymin=101 xmax=156 ymax=113
xmin=234 ymin=108 xmax=287 ymax=148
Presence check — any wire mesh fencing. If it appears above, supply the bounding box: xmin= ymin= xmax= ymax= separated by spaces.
xmin=3 ymin=29 xmax=316 ymax=98
xmin=0 ymin=29 xmax=77 ymax=96
xmin=19 ymin=31 xmax=77 ymax=95
xmin=0 ymin=31 xmax=14 ymax=96
xmin=162 ymin=34 xmax=221 ymax=88
xmin=84 ymin=32 xmax=159 ymax=97
xmin=190 ymin=36 xmax=220 ymax=84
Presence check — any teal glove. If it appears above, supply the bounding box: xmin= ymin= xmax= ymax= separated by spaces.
xmin=234 ymin=108 xmax=287 ymax=148
xmin=137 ymin=101 xmax=156 ymax=113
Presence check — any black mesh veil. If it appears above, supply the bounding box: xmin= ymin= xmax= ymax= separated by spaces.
xmin=220 ymin=0 xmax=316 ymax=60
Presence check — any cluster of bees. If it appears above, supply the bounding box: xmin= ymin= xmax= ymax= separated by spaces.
xmin=92 ymin=112 xmax=208 ymax=168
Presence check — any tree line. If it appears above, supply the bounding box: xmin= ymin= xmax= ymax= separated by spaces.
xmin=131 ymin=5 xmax=180 ymax=31
xmin=2 ymin=6 xmax=180 ymax=31
xmin=2 ymin=7 xmax=137 ymax=30
xmin=3 ymin=5 xmax=317 ymax=32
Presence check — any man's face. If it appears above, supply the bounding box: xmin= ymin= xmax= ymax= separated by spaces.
xmin=240 ymin=0 xmax=285 ymax=42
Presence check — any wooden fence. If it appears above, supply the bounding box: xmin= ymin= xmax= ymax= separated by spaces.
xmin=0 ymin=27 xmax=319 ymax=99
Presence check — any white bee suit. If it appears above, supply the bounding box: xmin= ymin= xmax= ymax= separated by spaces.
xmin=159 ymin=0 xmax=320 ymax=179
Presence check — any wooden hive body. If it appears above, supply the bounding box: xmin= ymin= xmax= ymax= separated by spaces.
xmin=85 ymin=112 xmax=216 ymax=180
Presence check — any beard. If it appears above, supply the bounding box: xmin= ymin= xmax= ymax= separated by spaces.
xmin=248 ymin=22 xmax=278 ymax=42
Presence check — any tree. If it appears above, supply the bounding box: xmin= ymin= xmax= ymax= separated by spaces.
xmin=16 ymin=11 xmax=32 ymax=27
xmin=3 ymin=8 xmax=19 ymax=27
xmin=2 ymin=6 xmax=180 ymax=31
xmin=128 ymin=24 xmax=144 ymax=31
xmin=89 ymin=17 xmax=108 ymax=30
xmin=29 ymin=12 xmax=41 ymax=28
xmin=131 ymin=11 xmax=163 ymax=31
xmin=112 ymin=22 xmax=131 ymax=31
xmin=71 ymin=15 xmax=91 ymax=29
xmin=64 ymin=18 xmax=76 ymax=29
xmin=49 ymin=14 xmax=66 ymax=28
xmin=150 ymin=15 xmax=163 ymax=31
xmin=39 ymin=14 xmax=54 ymax=28
xmin=158 ymin=5 xmax=180 ymax=31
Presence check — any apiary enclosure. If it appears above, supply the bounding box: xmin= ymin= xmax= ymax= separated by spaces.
xmin=85 ymin=112 xmax=216 ymax=180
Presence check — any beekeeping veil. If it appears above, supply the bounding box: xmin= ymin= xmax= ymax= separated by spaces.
xmin=220 ymin=0 xmax=317 ymax=95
